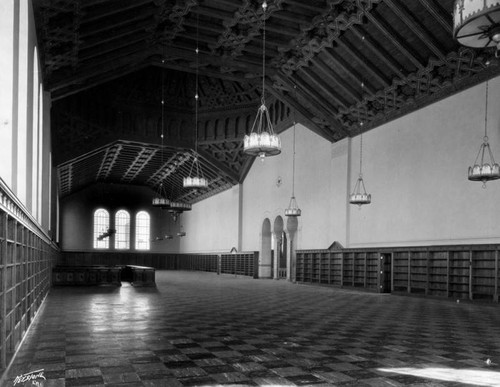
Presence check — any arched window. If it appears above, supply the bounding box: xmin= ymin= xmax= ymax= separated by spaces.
xmin=135 ymin=211 xmax=150 ymax=250
xmin=115 ymin=210 xmax=130 ymax=249
xmin=93 ymin=208 xmax=110 ymax=249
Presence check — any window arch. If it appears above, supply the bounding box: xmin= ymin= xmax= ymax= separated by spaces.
xmin=93 ymin=208 xmax=110 ymax=249
xmin=135 ymin=211 xmax=150 ymax=250
xmin=115 ymin=210 xmax=130 ymax=249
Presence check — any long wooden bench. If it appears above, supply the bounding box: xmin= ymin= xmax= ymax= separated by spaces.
xmin=121 ymin=265 xmax=156 ymax=286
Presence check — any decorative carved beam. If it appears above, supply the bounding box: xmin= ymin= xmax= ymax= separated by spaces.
xmin=383 ymin=0 xmax=447 ymax=62
xmin=321 ymin=47 xmax=378 ymax=96
xmin=310 ymin=57 xmax=361 ymax=102
xmin=300 ymin=67 xmax=349 ymax=108
xmin=157 ymin=45 xmax=275 ymax=78
xmin=336 ymin=37 xmax=391 ymax=88
xmin=197 ymin=148 xmax=240 ymax=184
xmin=350 ymin=26 xmax=406 ymax=80
xmin=49 ymin=56 xmax=151 ymax=101
xmin=121 ymin=148 xmax=158 ymax=183
xmin=272 ymin=75 xmax=345 ymax=140
xmin=417 ymin=0 xmax=453 ymax=35
xmin=364 ymin=10 xmax=425 ymax=70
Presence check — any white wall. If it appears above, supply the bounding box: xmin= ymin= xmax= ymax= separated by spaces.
xmin=182 ymin=76 xmax=500 ymax=253
xmin=180 ymin=185 xmax=240 ymax=253
xmin=348 ymin=77 xmax=500 ymax=247
xmin=240 ymin=123 xmax=335 ymax=252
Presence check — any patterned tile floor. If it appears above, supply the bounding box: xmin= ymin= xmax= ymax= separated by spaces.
xmin=2 ymin=270 xmax=500 ymax=387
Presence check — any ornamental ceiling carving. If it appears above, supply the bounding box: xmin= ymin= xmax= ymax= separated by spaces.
xmin=33 ymin=0 xmax=500 ymax=201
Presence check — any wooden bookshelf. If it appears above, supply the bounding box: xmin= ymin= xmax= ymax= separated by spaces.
xmin=295 ymin=244 xmax=500 ymax=302
xmin=0 ymin=183 xmax=58 ymax=371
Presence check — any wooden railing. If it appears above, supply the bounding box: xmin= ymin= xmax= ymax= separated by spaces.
xmin=296 ymin=245 xmax=500 ymax=302
xmin=0 ymin=179 xmax=59 ymax=372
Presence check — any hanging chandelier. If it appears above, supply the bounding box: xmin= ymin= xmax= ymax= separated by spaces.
xmin=350 ymin=132 xmax=371 ymax=207
xmin=184 ymin=14 xmax=208 ymax=189
xmin=453 ymin=0 xmax=500 ymax=55
xmin=243 ymin=0 xmax=281 ymax=161
xmin=468 ymin=81 xmax=500 ymax=186
xmin=285 ymin=85 xmax=301 ymax=217
xmin=152 ymin=182 xmax=170 ymax=208
xmin=152 ymin=58 xmax=172 ymax=208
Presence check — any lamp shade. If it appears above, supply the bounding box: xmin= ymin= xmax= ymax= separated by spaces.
xmin=453 ymin=0 xmax=500 ymax=48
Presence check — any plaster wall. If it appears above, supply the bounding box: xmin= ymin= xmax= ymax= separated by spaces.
xmin=179 ymin=185 xmax=240 ymax=253
xmin=60 ymin=183 xmax=180 ymax=253
xmin=240 ymin=124 xmax=336 ymax=252
xmin=348 ymin=77 xmax=500 ymax=247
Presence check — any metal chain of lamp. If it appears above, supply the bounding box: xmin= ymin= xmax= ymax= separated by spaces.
xmin=184 ymin=14 xmax=208 ymax=189
xmin=285 ymin=85 xmax=301 ymax=217
xmin=453 ymin=0 xmax=500 ymax=56
xmin=152 ymin=58 xmax=171 ymax=209
xmin=350 ymin=83 xmax=371 ymax=207
xmin=468 ymin=81 xmax=500 ymax=187
xmin=243 ymin=0 xmax=281 ymax=161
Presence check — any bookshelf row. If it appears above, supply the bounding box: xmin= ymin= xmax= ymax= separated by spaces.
xmin=61 ymin=251 xmax=259 ymax=278
xmin=178 ymin=252 xmax=259 ymax=278
xmin=0 ymin=185 xmax=58 ymax=371
xmin=296 ymin=246 xmax=500 ymax=301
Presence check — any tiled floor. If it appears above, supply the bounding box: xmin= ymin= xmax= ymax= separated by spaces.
xmin=2 ymin=270 xmax=500 ymax=387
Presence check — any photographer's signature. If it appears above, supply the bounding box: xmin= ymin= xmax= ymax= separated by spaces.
xmin=13 ymin=369 xmax=46 ymax=386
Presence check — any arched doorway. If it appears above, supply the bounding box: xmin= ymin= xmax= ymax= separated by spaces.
xmin=260 ymin=218 xmax=272 ymax=278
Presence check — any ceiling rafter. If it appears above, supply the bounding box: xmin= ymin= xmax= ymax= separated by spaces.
xmin=349 ymin=26 xmax=406 ymax=80
xmin=309 ymin=57 xmax=361 ymax=103
xmin=321 ymin=47 xmax=377 ymax=96
xmin=335 ymin=37 xmax=391 ymax=89
xmin=364 ymin=10 xmax=425 ymax=71
xmin=416 ymin=0 xmax=453 ymax=35
xmin=300 ymin=67 xmax=349 ymax=108
xmin=271 ymin=75 xmax=345 ymax=140
xmin=383 ymin=0 xmax=448 ymax=63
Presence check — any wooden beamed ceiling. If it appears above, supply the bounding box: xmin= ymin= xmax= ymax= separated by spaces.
xmin=33 ymin=0 xmax=500 ymax=202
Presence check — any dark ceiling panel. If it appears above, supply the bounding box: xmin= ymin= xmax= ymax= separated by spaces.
xmin=33 ymin=0 xmax=500 ymax=203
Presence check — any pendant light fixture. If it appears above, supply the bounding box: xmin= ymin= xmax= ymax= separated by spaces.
xmin=350 ymin=85 xmax=371 ymax=207
xmin=243 ymin=0 xmax=281 ymax=161
xmin=285 ymin=85 xmax=301 ymax=217
xmin=184 ymin=13 xmax=208 ymax=189
xmin=349 ymin=133 xmax=371 ymax=207
xmin=468 ymin=81 xmax=500 ymax=187
xmin=152 ymin=59 xmax=171 ymax=208
xmin=453 ymin=0 xmax=500 ymax=56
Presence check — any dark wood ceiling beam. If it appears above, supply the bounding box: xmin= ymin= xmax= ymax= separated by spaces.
xmin=300 ymin=67 xmax=349 ymax=108
xmin=417 ymin=0 xmax=453 ymax=35
xmin=271 ymin=11 xmax=312 ymax=25
xmin=50 ymin=57 xmax=151 ymax=100
xmin=284 ymin=0 xmax=326 ymax=13
xmin=310 ymin=57 xmax=361 ymax=102
xmin=335 ymin=38 xmax=391 ymax=88
xmin=383 ymin=0 xmax=447 ymax=62
xmin=197 ymin=148 xmax=240 ymax=184
xmin=78 ymin=36 xmax=148 ymax=63
xmin=321 ymin=47 xmax=378 ymax=96
xmin=80 ymin=0 xmax=152 ymax=24
xmin=79 ymin=5 xmax=155 ymax=38
xmin=157 ymin=45 xmax=276 ymax=78
xmin=364 ymin=11 xmax=425 ymax=70
xmin=292 ymin=74 xmax=340 ymax=117
xmin=350 ymin=26 xmax=406 ymax=80
xmin=82 ymin=25 xmax=149 ymax=51
xmin=191 ymin=6 xmax=235 ymax=21
xmin=272 ymin=75 xmax=346 ymax=140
